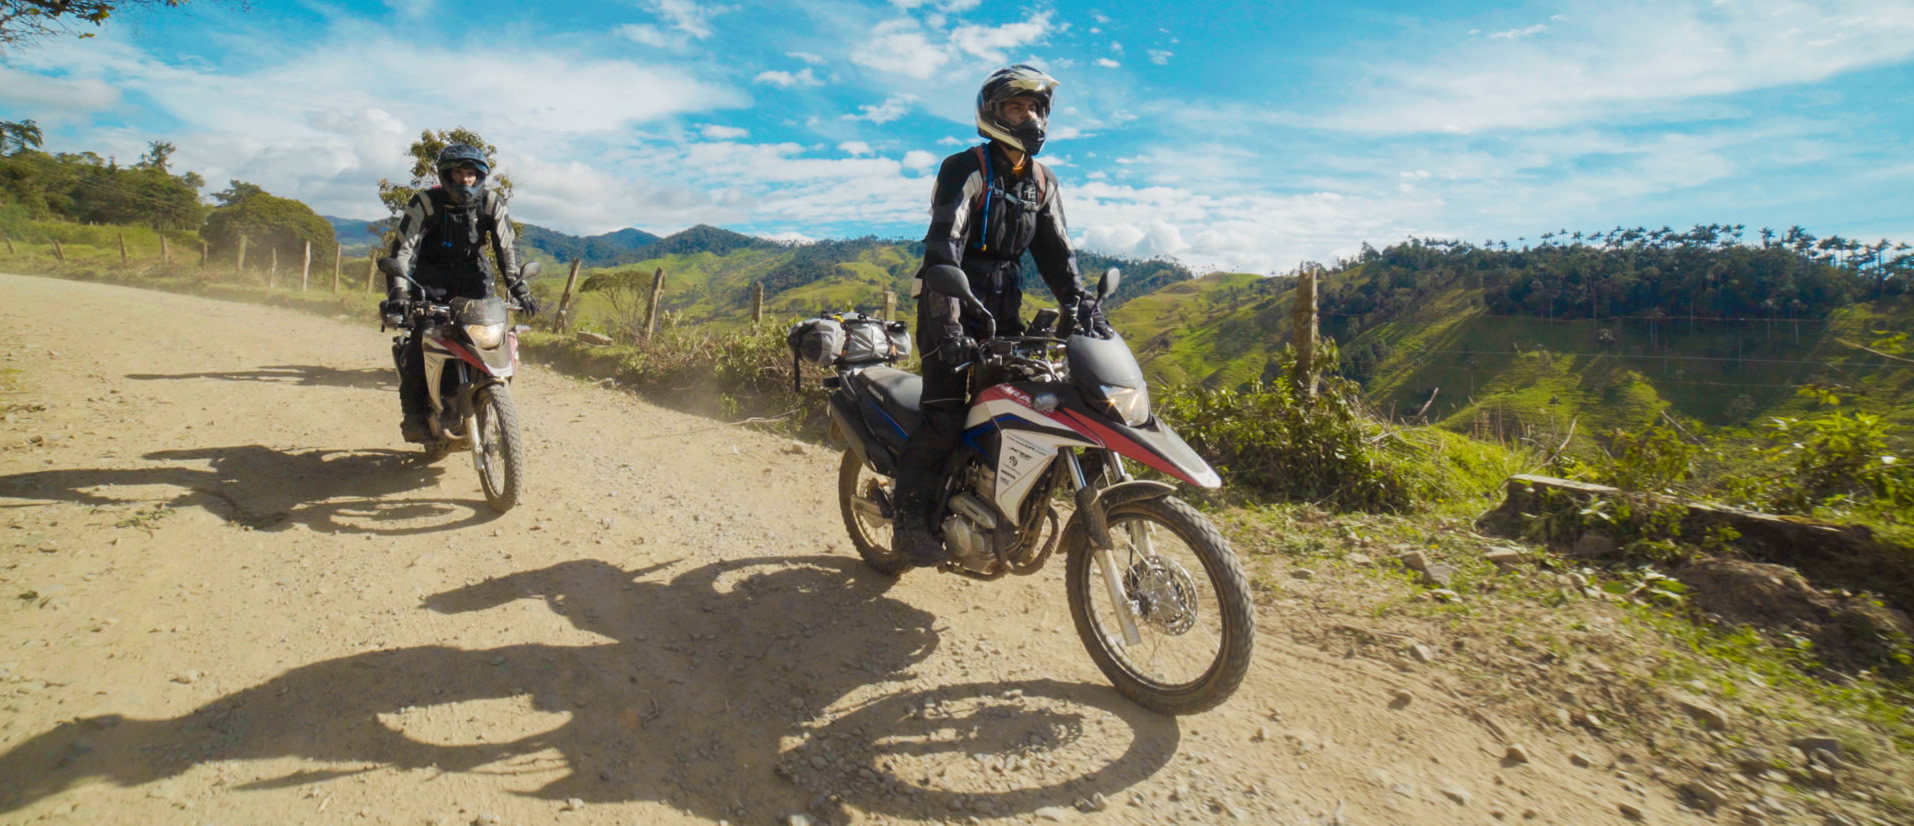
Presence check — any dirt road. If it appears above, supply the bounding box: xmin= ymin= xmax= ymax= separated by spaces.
xmin=0 ymin=275 xmax=1696 ymax=825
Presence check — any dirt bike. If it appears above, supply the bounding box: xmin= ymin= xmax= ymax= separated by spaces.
xmin=378 ymin=258 xmax=538 ymax=513
xmin=818 ymin=264 xmax=1255 ymax=714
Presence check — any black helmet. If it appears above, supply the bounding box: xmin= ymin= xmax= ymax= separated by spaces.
xmin=976 ymin=64 xmax=1058 ymax=157
xmin=436 ymin=143 xmax=490 ymax=204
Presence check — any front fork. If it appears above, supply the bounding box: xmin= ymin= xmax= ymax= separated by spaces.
xmin=1066 ymin=450 xmax=1145 ymax=648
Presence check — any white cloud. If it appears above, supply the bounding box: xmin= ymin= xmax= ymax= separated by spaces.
xmin=6 ymin=31 xmax=744 ymax=219
xmin=850 ymin=20 xmax=950 ymax=79
xmin=786 ymin=51 xmax=827 ymax=65
xmin=937 ymin=136 xmax=967 ymax=146
xmin=619 ymin=24 xmax=675 ymax=48
xmin=0 ymin=67 xmax=121 ymax=113
xmin=645 ymin=0 xmax=728 ymax=40
xmin=700 ymin=124 xmax=749 ymax=140
xmin=384 ymin=0 xmax=434 ymax=20
xmin=1487 ymin=23 xmax=1548 ymax=40
xmin=1109 ymin=41 xmax=1124 ymax=54
xmin=902 ymin=149 xmax=938 ymax=170
xmin=760 ymin=231 xmax=818 ymax=245
xmin=845 ymin=94 xmax=916 ymax=124
xmin=1147 ymin=49 xmax=1173 ymax=65
xmin=950 ymin=13 xmax=1054 ymax=63
xmin=838 ymin=140 xmax=874 ymax=155
xmin=1095 ymin=57 xmax=1119 ymax=68
xmin=1326 ymin=0 xmax=1914 ymax=134
xmin=754 ymin=68 xmax=822 ymax=88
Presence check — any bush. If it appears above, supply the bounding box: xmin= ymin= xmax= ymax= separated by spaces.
xmin=1157 ymin=347 xmax=1412 ymax=511
xmin=1765 ymin=388 xmax=1913 ymax=515
xmin=1573 ymin=424 xmax=1698 ymax=492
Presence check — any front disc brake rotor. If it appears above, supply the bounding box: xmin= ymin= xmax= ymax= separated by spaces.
xmin=1122 ymin=557 xmax=1200 ymax=634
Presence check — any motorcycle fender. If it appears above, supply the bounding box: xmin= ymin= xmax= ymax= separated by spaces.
xmin=829 ymin=391 xmax=893 ymax=477
xmin=1068 ymin=479 xmax=1175 ymax=553
xmin=477 ymin=334 xmax=516 ymax=378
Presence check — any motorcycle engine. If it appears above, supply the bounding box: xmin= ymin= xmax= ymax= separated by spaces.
xmin=941 ymin=511 xmax=992 ymax=571
xmin=941 ymin=488 xmax=1001 ymax=572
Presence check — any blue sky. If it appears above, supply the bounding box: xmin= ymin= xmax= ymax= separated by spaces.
xmin=3 ymin=0 xmax=1912 ymax=273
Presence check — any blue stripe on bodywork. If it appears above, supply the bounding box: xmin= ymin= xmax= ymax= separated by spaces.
xmin=864 ymin=397 xmax=908 ymax=440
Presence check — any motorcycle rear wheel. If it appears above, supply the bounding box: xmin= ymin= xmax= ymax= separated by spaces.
xmin=1065 ymin=495 xmax=1254 ymax=715
xmin=473 ymin=383 xmax=525 ymax=512
xmin=837 ymin=450 xmax=909 ymax=576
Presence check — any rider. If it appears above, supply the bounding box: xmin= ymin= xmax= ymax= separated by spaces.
xmin=381 ymin=143 xmax=539 ymax=443
xmin=893 ymin=64 xmax=1113 ymax=567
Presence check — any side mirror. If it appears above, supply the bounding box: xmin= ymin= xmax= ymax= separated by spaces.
xmin=922 ymin=264 xmax=976 ymax=303
xmin=921 ymin=264 xmax=995 ymax=340
xmin=520 ymin=261 xmax=542 ymax=280
xmin=1097 ymin=267 xmax=1120 ymax=301
xmin=377 ymin=257 xmax=407 ymax=279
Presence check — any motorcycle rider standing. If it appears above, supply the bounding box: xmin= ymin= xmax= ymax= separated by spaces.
xmin=893 ymin=64 xmax=1113 ymax=567
xmin=381 ymin=144 xmax=540 ymax=443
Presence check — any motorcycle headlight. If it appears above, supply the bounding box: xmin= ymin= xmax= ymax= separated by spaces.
xmin=465 ymin=322 xmax=507 ymax=349
xmin=1099 ymin=384 xmax=1151 ymax=427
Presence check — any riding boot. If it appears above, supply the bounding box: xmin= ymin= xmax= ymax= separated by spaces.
xmin=397 ymin=335 xmax=432 ymax=443
xmin=891 ymin=409 xmax=961 ymax=566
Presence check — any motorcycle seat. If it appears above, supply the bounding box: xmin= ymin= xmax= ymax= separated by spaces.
xmin=856 ymin=366 xmax=923 ymax=436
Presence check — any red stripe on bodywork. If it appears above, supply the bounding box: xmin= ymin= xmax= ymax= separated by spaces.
xmin=437 ymin=337 xmax=493 ymax=374
xmin=1061 ymin=409 xmax=1196 ymax=484
xmin=979 ymin=384 xmax=1103 ymax=445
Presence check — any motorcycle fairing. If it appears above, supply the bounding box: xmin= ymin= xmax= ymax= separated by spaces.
xmin=965 ymin=382 xmax=1222 ymax=492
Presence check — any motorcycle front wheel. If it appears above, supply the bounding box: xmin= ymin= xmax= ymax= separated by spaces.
xmin=837 ymin=450 xmax=909 ymax=576
xmin=1065 ymin=495 xmax=1254 ymax=715
xmin=473 ymin=383 xmax=525 ymax=512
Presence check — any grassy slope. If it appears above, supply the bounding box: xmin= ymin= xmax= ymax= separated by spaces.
xmin=1114 ymin=264 xmax=1914 ymax=442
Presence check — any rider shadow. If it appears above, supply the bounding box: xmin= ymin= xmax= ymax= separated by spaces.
xmin=125 ymin=365 xmax=394 ymax=391
xmin=0 ymin=556 xmax=1177 ymax=822
xmin=0 ymin=444 xmax=499 ymax=536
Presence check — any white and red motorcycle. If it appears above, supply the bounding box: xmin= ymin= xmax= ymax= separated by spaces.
xmin=816 ymin=265 xmax=1255 ymax=714
xmin=378 ymin=258 xmax=537 ymax=512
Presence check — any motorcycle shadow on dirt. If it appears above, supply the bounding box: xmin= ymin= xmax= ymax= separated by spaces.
xmin=125 ymin=364 xmax=394 ymax=390
xmin=0 ymin=556 xmax=1178 ymax=822
xmin=0 ymin=444 xmax=500 ymax=536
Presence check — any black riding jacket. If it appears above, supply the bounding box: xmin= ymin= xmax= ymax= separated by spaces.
xmin=915 ymin=143 xmax=1084 ymax=358
xmin=388 ymin=187 xmax=522 ymax=300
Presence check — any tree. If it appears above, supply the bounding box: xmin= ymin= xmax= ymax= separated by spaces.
xmin=375 ymin=127 xmax=515 ymax=222
xmin=0 ymin=119 xmax=42 ymax=155
xmin=0 ymin=0 xmax=199 ymax=47
xmin=138 ymin=140 xmax=174 ymax=173
xmin=202 ymin=179 xmax=337 ymax=275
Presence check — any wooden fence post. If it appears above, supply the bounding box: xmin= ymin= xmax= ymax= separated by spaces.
xmin=642 ymin=266 xmax=666 ymax=341
xmin=4 ymin=236 xmax=14 ymax=255
xmin=1290 ymin=262 xmax=1320 ymax=399
xmin=118 ymin=233 xmax=128 ymax=265
xmin=553 ymin=259 xmax=583 ymax=333
xmin=269 ymin=247 xmax=279 ymax=289
xmin=331 ymin=243 xmax=341 ymax=292
xmin=366 ymin=249 xmax=378 ymax=293
xmin=753 ymin=282 xmax=765 ymax=323
xmin=52 ymin=238 xmax=65 ymax=263
xmin=200 ymin=240 xmax=208 ymax=269
xmin=160 ymin=235 xmax=170 ymax=267
xmin=236 ymin=235 xmax=248 ymax=276
xmin=301 ymin=240 xmax=311 ymax=291
xmin=882 ymin=290 xmax=897 ymax=322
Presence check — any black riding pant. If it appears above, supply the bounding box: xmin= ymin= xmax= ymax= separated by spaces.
xmin=394 ymin=269 xmax=489 ymax=419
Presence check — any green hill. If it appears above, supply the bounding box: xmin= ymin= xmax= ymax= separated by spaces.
xmin=1108 ymin=228 xmax=1914 ymax=444
xmin=547 ymin=237 xmax=1196 ymax=338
